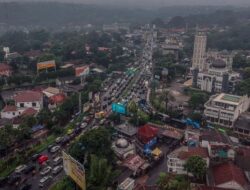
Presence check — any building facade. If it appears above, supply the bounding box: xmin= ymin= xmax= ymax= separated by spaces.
xmin=204 ymin=93 xmax=250 ymax=128
xmin=192 ymin=31 xmax=207 ymax=71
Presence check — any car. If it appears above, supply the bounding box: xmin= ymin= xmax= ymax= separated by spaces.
xmin=80 ymin=122 xmax=88 ymax=129
xmin=53 ymin=157 xmax=62 ymax=166
xmin=40 ymin=166 xmax=52 ymax=176
xmin=52 ymin=166 xmax=63 ymax=175
xmin=20 ymin=184 xmax=32 ymax=190
xmin=39 ymin=176 xmax=52 ymax=188
xmin=60 ymin=136 xmax=70 ymax=146
xmin=47 ymin=144 xmax=55 ymax=152
xmin=7 ymin=174 xmax=21 ymax=185
xmin=23 ymin=165 xmax=36 ymax=174
xmin=55 ymin=137 xmax=63 ymax=144
xmin=15 ymin=165 xmax=28 ymax=174
xmin=50 ymin=146 xmax=60 ymax=153
xmin=31 ymin=153 xmax=41 ymax=162
xmin=74 ymin=127 xmax=81 ymax=135
xmin=38 ymin=155 xmax=49 ymax=165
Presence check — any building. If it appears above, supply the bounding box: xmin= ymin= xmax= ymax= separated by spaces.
xmin=193 ymin=58 xmax=240 ymax=93
xmin=167 ymin=146 xmax=209 ymax=174
xmin=0 ymin=63 xmax=12 ymax=77
xmin=14 ymin=90 xmax=43 ymax=112
xmin=207 ymin=162 xmax=249 ymax=190
xmin=192 ymin=31 xmax=207 ymax=71
xmin=117 ymin=178 xmax=135 ymax=190
xmin=1 ymin=105 xmax=19 ymax=119
xmin=112 ymin=138 xmax=135 ymax=160
xmin=204 ymin=93 xmax=250 ymax=128
xmin=233 ymin=112 xmax=250 ymax=139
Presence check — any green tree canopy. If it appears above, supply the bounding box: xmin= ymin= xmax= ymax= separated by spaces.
xmin=184 ymin=156 xmax=207 ymax=180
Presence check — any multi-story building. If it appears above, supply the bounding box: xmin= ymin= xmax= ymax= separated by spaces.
xmin=192 ymin=31 xmax=207 ymax=71
xmin=167 ymin=146 xmax=209 ymax=175
xmin=204 ymin=93 xmax=250 ymax=128
xmin=193 ymin=58 xmax=240 ymax=93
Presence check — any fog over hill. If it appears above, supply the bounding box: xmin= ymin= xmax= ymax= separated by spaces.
xmin=0 ymin=0 xmax=250 ymax=8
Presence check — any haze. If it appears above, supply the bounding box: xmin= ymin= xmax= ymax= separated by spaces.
xmin=0 ymin=0 xmax=250 ymax=8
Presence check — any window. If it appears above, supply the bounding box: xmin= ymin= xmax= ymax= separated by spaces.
xmin=32 ymin=102 xmax=36 ymax=107
xmin=12 ymin=112 xmax=15 ymax=116
xmin=20 ymin=103 xmax=24 ymax=108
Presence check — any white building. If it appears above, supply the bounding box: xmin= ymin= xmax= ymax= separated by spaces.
xmin=204 ymin=93 xmax=250 ymax=128
xmin=112 ymin=138 xmax=135 ymax=159
xmin=1 ymin=105 xmax=19 ymax=119
xmin=193 ymin=58 xmax=240 ymax=93
xmin=167 ymin=146 xmax=209 ymax=175
xmin=192 ymin=31 xmax=207 ymax=71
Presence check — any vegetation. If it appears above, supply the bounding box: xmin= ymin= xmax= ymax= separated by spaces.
xmin=188 ymin=92 xmax=209 ymax=110
xmin=157 ymin=172 xmax=190 ymax=190
xmin=49 ymin=177 xmax=74 ymax=190
xmin=184 ymin=156 xmax=207 ymax=181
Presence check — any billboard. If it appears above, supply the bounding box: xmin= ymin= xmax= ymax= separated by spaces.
xmin=37 ymin=60 xmax=56 ymax=71
xmin=112 ymin=103 xmax=127 ymax=115
xmin=75 ymin=65 xmax=90 ymax=77
xmin=62 ymin=151 xmax=86 ymax=190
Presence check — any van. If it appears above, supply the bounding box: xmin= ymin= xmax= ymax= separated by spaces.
xmin=53 ymin=157 xmax=62 ymax=166
xmin=39 ymin=176 xmax=52 ymax=188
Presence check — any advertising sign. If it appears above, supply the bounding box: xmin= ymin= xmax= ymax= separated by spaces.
xmin=37 ymin=60 xmax=56 ymax=71
xmin=75 ymin=65 xmax=90 ymax=77
xmin=112 ymin=103 xmax=127 ymax=115
xmin=62 ymin=151 xmax=86 ymax=190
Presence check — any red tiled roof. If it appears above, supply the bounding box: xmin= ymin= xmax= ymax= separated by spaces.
xmin=14 ymin=90 xmax=43 ymax=102
xmin=49 ymin=93 xmax=66 ymax=104
xmin=178 ymin=147 xmax=208 ymax=160
xmin=21 ymin=108 xmax=38 ymax=117
xmin=197 ymin=186 xmax=234 ymax=190
xmin=212 ymin=162 xmax=248 ymax=188
xmin=2 ymin=105 xmax=17 ymax=112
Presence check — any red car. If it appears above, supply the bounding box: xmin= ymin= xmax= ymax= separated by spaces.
xmin=38 ymin=155 xmax=49 ymax=165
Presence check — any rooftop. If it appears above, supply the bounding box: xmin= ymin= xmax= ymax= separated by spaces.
xmin=168 ymin=146 xmax=209 ymax=160
xmin=2 ymin=105 xmax=17 ymax=112
xmin=201 ymin=129 xmax=231 ymax=145
xmin=210 ymin=162 xmax=248 ymax=189
xmin=213 ymin=93 xmax=242 ymax=105
xmin=14 ymin=90 xmax=43 ymax=103
xmin=234 ymin=112 xmax=250 ymax=131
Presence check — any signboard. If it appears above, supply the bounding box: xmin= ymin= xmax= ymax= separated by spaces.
xmin=37 ymin=60 xmax=56 ymax=71
xmin=75 ymin=65 xmax=90 ymax=77
xmin=112 ymin=103 xmax=127 ymax=115
xmin=62 ymin=151 xmax=86 ymax=190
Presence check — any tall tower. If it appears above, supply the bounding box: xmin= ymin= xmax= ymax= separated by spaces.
xmin=192 ymin=31 xmax=207 ymax=71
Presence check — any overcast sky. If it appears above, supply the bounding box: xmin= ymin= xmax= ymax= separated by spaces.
xmin=0 ymin=0 xmax=250 ymax=8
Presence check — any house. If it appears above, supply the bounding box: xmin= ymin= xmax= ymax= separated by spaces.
xmin=14 ymin=90 xmax=43 ymax=112
xmin=235 ymin=147 xmax=250 ymax=180
xmin=0 ymin=63 xmax=12 ymax=77
xmin=1 ymin=105 xmax=19 ymax=119
xmin=233 ymin=112 xmax=250 ymax=139
xmin=201 ymin=130 xmax=235 ymax=161
xmin=207 ymin=162 xmax=249 ymax=190
xmin=48 ymin=93 xmax=66 ymax=110
xmin=167 ymin=146 xmax=209 ymax=175
xmin=204 ymin=93 xmax=250 ymax=128
xmin=137 ymin=124 xmax=159 ymax=144
xmin=112 ymin=138 xmax=135 ymax=160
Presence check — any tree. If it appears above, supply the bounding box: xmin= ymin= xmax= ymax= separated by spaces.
xmin=157 ymin=172 xmax=190 ymax=190
xmin=69 ymin=128 xmax=114 ymax=163
xmin=0 ymin=51 xmax=4 ymax=62
xmin=236 ymin=79 xmax=250 ymax=96
xmin=243 ymin=67 xmax=250 ymax=79
xmin=88 ymin=154 xmax=117 ymax=190
xmin=184 ymin=156 xmax=207 ymax=180
xmin=127 ymin=101 xmax=138 ymax=114
xmin=188 ymin=92 xmax=208 ymax=109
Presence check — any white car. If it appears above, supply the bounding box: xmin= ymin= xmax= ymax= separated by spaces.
xmin=50 ymin=146 xmax=60 ymax=153
xmin=52 ymin=165 xmax=63 ymax=175
xmin=40 ymin=166 xmax=52 ymax=176
xmin=80 ymin=122 xmax=88 ymax=129
xmin=39 ymin=176 xmax=52 ymax=188
xmin=15 ymin=165 xmax=27 ymax=174
xmin=55 ymin=137 xmax=63 ymax=144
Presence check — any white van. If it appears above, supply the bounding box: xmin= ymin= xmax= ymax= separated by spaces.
xmin=39 ymin=176 xmax=52 ymax=188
